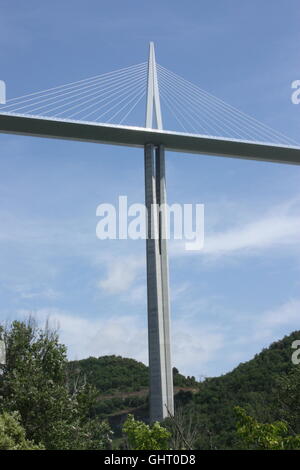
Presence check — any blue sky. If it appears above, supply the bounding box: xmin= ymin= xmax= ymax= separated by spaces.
xmin=0 ymin=0 xmax=300 ymax=378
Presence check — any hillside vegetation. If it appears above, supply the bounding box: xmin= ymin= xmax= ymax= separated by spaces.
xmin=1 ymin=319 xmax=299 ymax=449
xmin=69 ymin=331 xmax=300 ymax=449
xmin=69 ymin=355 xmax=196 ymax=394
xmin=68 ymin=355 xmax=197 ymax=420
xmin=173 ymin=330 xmax=300 ymax=449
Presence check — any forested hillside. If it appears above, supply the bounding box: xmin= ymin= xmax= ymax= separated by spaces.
xmin=68 ymin=355 xmax=198 ymax=421
xmin=69 ymin=355 xmax=196 ymax=394
xmin=69 ymin=331 xmax=300 ymax=448
xmin=175 ymin=330 xmax=300 ymax=449
xmin=1 ymin=319 xmax=299 ymax=449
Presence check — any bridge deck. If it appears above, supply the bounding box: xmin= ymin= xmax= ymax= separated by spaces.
xmin=0 ymin=113 xmax=300 ymax=165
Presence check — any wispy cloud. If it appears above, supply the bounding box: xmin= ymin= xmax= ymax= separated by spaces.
xmin=172 ymin=322 xmax=225 ymax=377
xmin=221 ymin=298 xmax=300 ymax=359
xmin=171 ymin=198 xmax=300 ymax=259
xmin=203 ymin=213 xmax=300 ymax=256
xmin=15 ymin=286 xmax=60 ymax=300
xmin=98 ymin=256 xmax=145 ymax=295
xmin=260 ymin=298 xmax=300 ymax=329
xmin=13 ymin=307 xmax=224 ymax=377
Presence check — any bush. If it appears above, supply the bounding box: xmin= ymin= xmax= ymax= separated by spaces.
xmin=235 ymin=406 xmax=300 ymax=450
xmin=0 ymin=411 xmax=44 ymax=450
xmin=123 ymin=414 xmax=171 ymax=450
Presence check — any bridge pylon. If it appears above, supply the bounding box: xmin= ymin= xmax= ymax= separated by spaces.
xmin=144 ymin=42 xmax=174 ymax=422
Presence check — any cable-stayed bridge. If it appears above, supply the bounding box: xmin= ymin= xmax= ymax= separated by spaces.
xmin=0 ymin=43 xmax=299 ymax=423
xmin=0 ymin=44 xmax=299 ymax=162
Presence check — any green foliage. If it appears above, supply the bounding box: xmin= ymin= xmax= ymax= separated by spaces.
xmin=235 ymin=407 xmax=300 ymax=450
xmin=68 ymin=356 xmax=196 ymax=424
xmin=93 ymin=395 xmax=146 ymax=417
xmin=69 ymin=356 xmax=149 ymax=394
xmin=1 ymin=318 xmax=299 ymax=451
xmin=68 ymin=331 xmax=300 ymax=450
xmin=175 ymin=331 xmax=300 ymax=449
xmin=164 ymin=408 xmax=198 ymax=450
xmin=69 ymin=356 xmax=195 ymax=395
xmin=0 ymin=411 xmax=44 ymax=450
xmin=0 ymin=319 xmax=113 ymax=450
xmin=123 ymin=414 xmax=171 ymax=450
xmin=275 ymin=366 xmax=300 ymax=434
xmin=66 ymin=418 xmax=113 ymax=450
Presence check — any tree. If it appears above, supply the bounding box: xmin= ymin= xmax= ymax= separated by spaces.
xmin=276 ymin=366 xmax=300 ymax=434
xmin=0 ymin=411 xmax=44 ymax=450
xmin=235 ymin=406 xmax=300 ymax=450
xmin=0 ymin=319 xmax=112 ymax=450
xmin=164 ymin=407 xmax=198 ymax=450
xmin=123 ymin=414 xmax=171 ymax=450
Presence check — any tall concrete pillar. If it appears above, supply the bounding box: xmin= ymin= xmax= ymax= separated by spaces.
xmin=144 ymin=143 xmax=174 ymax=422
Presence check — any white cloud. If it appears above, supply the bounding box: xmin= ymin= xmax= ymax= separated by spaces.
xmin=260 ymin=298 xmax=300 ymax=329
xmin=15 ymin=286 xmax=60 ymax=300
xmin=24 ymin=308 xmax=149 ymax=364
xmin=98 ymin=256 xmax=145 ymax=295
xmin=203 ymin=215 xmax=300 ymax=256
xmin=13 ymin=307 xmax=225 ymax=377
xmin=224 ymin=298 xmax=300 ymax=356
xmin=171 ymin=199 xmax=300 ymax=259
xmin=172 ymin=323 xmax=225 ymax=377
xmin=13 ymin=294 xmax=299 ymax=378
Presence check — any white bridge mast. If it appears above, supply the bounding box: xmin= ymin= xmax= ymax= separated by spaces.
xmin=144 ymin=42 xmax=174 ymax=422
